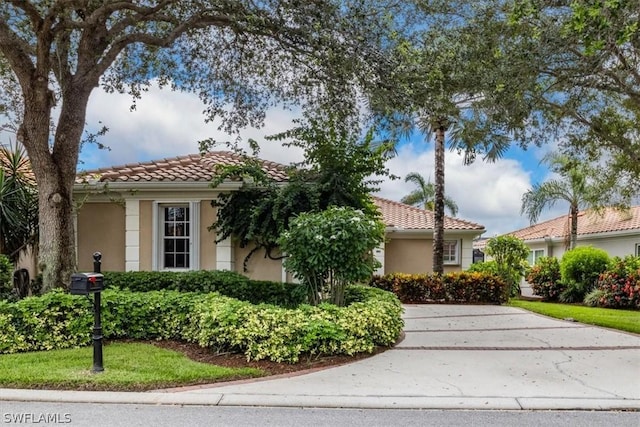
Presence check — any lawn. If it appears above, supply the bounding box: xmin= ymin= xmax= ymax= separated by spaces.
xmin=508 ymin=299 xmax=640 ymax=334
xmin=0 ymin=342 xmax=263 ymax=391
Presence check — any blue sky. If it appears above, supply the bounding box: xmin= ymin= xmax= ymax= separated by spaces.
xmin=77 ymin=84 xmax=568 ymax=237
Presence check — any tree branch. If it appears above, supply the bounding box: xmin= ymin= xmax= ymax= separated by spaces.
xmin=0 ymin=20 xmax=36 ymax=89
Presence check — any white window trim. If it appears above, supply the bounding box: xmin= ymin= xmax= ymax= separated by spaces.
xmin=152 ymin=201 xmax=200 ymax=271
xmin=443 ymin=240 xmax=461 ymax=265
xmin=636 ymin=243 xmax=640 ymax=257
xmin=528 ymin=249 xmax=546 ymax=265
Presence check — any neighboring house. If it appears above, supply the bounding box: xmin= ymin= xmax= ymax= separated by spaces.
xmin=73 ymin=151 xmax=485 ymax=279
xmin=504 ymin=206 xmax=640 ymax=264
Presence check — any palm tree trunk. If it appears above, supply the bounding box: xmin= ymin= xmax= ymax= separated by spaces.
xmin=433 ymin=122 xmax=446 ymax=275
xmin=570 ymin=204 xmax=578 ymax=250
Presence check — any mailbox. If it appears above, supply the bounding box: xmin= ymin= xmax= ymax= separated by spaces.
xmin=70 ymin=273 xmax=104 ymax=295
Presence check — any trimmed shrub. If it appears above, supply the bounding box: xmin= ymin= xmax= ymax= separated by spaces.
xmin=102 ymin=270 xmax=307 ymax=307
xmin=467 ymin=261 xmax=500 ymax=276
xmin=0 ymin=285 xmax=403 ymax=362
xmin=559 ymin=246 xmax=610 ymax=302
xmin=525 ymin=256 xmax=564 ymax=301
xmin=369 ymin=272 xmax=507 ymax=304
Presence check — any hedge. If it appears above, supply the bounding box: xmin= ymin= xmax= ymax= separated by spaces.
xmin=0 ymin=286 xmax=403 ymax=363
xmin=369 ymin=272 xmax=508 ymax=304
xmin=102 ymin=270 xmax=307 ymax=308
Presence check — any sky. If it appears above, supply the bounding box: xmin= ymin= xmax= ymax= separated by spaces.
xmin=78 ymin=84 xmax=570 ymax=237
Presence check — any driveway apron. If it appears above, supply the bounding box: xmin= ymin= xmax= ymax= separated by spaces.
xmin=178 ymin=304 xmax=640 ymax=410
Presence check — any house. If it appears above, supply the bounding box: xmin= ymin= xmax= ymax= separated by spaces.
xmin=504 ymin=206 xmax=640 ymax=264
xmin=73 ymin=151 xmax=485 ymax=279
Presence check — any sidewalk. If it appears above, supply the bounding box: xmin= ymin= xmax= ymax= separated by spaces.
xmin=2 ymin=305 xmax=639 ymax=410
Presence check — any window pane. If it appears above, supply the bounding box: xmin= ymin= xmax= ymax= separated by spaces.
xmin=164 ymin=240 xmax=175 ymax=252
xmin=176 ymin=238 xmax=186 ymax=252
xmin=164 ymin=253 xmax=174 ymax=268
xmin=164 ymin=224 xmax=175 ymax=236
xmin=176 ymin=254 xmax=186 ymax=268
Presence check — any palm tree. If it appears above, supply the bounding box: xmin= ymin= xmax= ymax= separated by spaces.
xmin=401 ymin=171 xmax=459 ymax=216
xmin=521 ymin=153 xmax=594 ymax=250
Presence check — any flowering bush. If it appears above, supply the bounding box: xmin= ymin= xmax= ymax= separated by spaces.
xmin=278 ymin=206 xmax=385 ymax=306
xmin=525 ymin=256 xmax=564 ymax=301
xmin=586 ymin=256 xmax=640 ymax=309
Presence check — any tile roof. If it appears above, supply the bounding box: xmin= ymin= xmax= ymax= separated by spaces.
xmin=76 ymin=151 xmax=289 ymax=183
xmin=76 ymin=151 xmax=485 ymax=232
xmin=507 ymin=206 xmax=640 ymax=240
xmin=373 ymin=197 xmax=485 ymax=231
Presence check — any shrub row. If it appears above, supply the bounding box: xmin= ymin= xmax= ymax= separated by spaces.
xmin=0 ymin=286 xmax=403 ymax=362
xmin=526 ymin=253 xmax=640 ymax=309
xmin=102 ymin=270 xmax=307 ymax=308
xmin=369 ymin=272 xmax=508 ymax=304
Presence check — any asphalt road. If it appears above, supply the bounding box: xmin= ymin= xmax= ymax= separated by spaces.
xmin=1 ymin=401 xmax=639 ymax=427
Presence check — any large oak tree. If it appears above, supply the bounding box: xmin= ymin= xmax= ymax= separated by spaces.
xmin=0 ymin=0 xmax=407 ymax=290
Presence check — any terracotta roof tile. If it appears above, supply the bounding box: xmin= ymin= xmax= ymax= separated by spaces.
xmin=76 ymin=151 xmax=484 ymax=231
xmin=76 ymin=151 xmax=289 ymax=184
xmin=373 ymin=197 xmax=484 ymax=231
xmin=506 ymin=206 xmax=640 ymax=240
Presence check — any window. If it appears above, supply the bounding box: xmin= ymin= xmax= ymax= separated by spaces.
xmin=443 ymin=240 xmax=460 ymax=265
xmin=636 ymin=243 xmax=640 ymax=257
xmin=153 ymin=202 xmax=199 ymax=270
xmin=527 ymin=249 xmax=545 ymax=265
xmin=163 ymin=206 xmax=190 ymax=268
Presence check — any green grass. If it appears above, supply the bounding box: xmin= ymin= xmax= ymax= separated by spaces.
xmin=508 ymin=299 xmax=640 ymax=334
xmin=0 ymin=342 xmax=264 ymax=391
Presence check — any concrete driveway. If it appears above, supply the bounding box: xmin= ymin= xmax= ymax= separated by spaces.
xmin=3 ymin=304 xmax=639 ymax=410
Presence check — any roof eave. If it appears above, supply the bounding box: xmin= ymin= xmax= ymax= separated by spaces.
xmin=73 ymin=181 xmax=242 ymax=193
xmin=386 ymin=227 xmax=485 ymax=235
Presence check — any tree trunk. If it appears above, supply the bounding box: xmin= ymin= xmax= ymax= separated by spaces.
xmin=569 ymin=203 xmax=579 ymax=250
xmin=21 ymin=82 xmax=90 ymax=291
xmin=432 ymin=122 xmax=446 ymax=275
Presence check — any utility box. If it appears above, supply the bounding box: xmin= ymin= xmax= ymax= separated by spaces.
xmin=70 ymin=273 xmax=104 ymax=295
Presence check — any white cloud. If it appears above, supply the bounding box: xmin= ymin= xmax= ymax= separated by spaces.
xmin=81 ymin=85 xmax=570 ymax=236
xmin=82 ymin=84 xmax=305 ymax=168
xmin=377 ymin=143 xmax=552 ymax=236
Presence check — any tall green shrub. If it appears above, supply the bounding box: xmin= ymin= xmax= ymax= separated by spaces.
xmin=559 ymin=246 xmax=610 ymax=302
xmin=484 ymin=235 xmax=529 ymax=298
xmin=278 ymin=206 xmax=385 ymax=306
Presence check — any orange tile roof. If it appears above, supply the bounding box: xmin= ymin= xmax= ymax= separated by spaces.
xmin=76 ymin=151 xmax=289 ymax=183
xmin=373 ymin=197 xmax=484 ymax=231
xmin=507 ymin=206 xmax=640 ymax=240
xmin=76 ymin=151 xmax=484 ymax=231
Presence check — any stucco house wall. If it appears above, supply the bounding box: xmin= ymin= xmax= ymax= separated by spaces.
xmin=73 ymin=152 xmax=486 ymax=279
xmin=76 ymin=201 xmax=125 ymax=272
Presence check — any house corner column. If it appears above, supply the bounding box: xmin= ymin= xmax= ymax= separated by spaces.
xmin=125 ymin=200 xmax=140 ymax=271
xmin=216 ymin=237 xmax=235 ymax=271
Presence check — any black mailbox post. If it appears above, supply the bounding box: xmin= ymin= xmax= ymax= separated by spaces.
xmin=70 ymin=252 xmax=104 ymax=373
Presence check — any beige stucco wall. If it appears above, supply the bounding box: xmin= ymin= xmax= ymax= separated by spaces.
xmin=76 ymin=202 xmax=125 ymax=271
xmin=385 ymin=238 xmax=433 ymax=274
xmin=383 ymin=234 xmax=477 ymax=274
xmin=234 ymin=243 xmax=283 ymax=282
xmin=199 ymin=201 xmax=217 ymax=270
